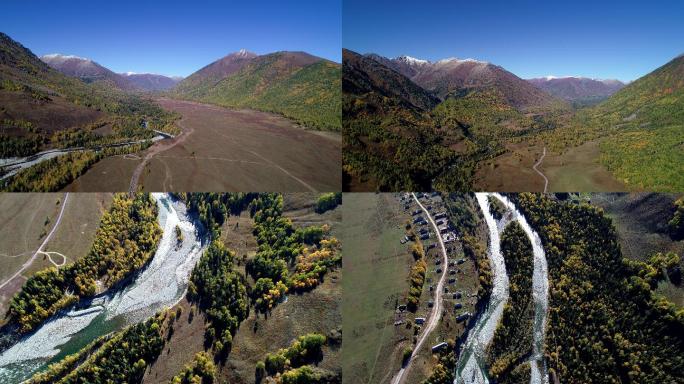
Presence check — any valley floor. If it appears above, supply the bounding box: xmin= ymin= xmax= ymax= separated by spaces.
xmin=474 ymin=140 xmax=628 ymax=192
xmin=63 ymin=99 xmax=342 ymax=192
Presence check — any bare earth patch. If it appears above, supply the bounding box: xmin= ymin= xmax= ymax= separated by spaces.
xmin=65 ymin=99 xmax=341 ymax=192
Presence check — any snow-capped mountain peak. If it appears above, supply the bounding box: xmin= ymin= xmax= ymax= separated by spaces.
xmin=436 ymin=57 xmax=487 ymax=65
xmin=395 ymin=55 xmax=428 ymax=65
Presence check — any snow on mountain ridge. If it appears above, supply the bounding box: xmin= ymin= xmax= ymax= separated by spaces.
xmin=395 ymin=55 xmax=488 ymax=66
xmin=395 ymin=55 xmax=428 ymax=65
xmin=41 ymin=53 xmax=91 ymax=62
xmin=537 ymin=75 xmax=623 ymax=84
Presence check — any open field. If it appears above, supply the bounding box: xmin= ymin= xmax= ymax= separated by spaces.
xmin=142 ymin=298 xmax=208 ymax=384
xmin=342 ymin=193 xmax=415 ymax=384
xmin=0 ymin=194 xmax=61 ymax=281
xmin=61 ymin=156 xmax=139 ymax=191
xmin=544 ymin=140 xmax=627 ymax=192
xmin=28 ymin=193 xmax=113 ymax=274
xmin=475 ymin=140 xmax=627 ymax=192
xmin=63 ymin=99 xmax=341 ymax=192
xmin=224 ymin=193 xmax=342 ymax=383
xmin=0 ymin=193 xmax=62 ymax=319
xmin=0 ymin=193 xmax=111 ymax=318
xmin=592 ymin=193 xmax=684 ymax=306
xmin=143 ymin=193 xmax=342 ymax=383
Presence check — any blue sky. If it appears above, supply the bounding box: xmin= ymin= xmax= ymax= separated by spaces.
xmin=343 ymin=0 xmax=684 ymax=82
xmin=1 ymin=0 xmax=341 ymax=77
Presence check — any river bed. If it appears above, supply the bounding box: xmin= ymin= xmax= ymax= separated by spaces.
xmin=0 ymin=193 xmax=205 ymax=383
xmin=453 ymin=193 xmax=549 ymax=384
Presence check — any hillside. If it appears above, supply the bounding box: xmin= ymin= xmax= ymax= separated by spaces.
xmin=343 ymin=49 xmax=439 ymax=112
xmin=343 ymin=49 xmax=571 ymax=191
xmin=528 ymin=76 xmax=625 ymax=106
xmin=0 ymin=32 xmax=178 ymax=190
xmin=172 ymin=49 xmax=257 ymax=96
xmin=343 ymin=49 xmax=478 ymax=191
xmin=590 ymin=55 xmax=684 ymax=127
xmin=173 ymin=50 xmax=341 ymax=131
xmin=0 ymin=32 xmax=175 ymax=145
xmin=0 ymin=32 xmax=110 ymax=146
xmin=561 ymin=55 xmax=684 ymax=191
xmin=41 ymin=54 xmax=135 ymax=90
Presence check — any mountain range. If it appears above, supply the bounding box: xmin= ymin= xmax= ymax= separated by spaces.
xmin=41 ymin=53 xmax=182 ymax=91
xmin=38 ymin=48 xmax=341 ymax=130
xmin=527 ymin=76 xmax=625 ymax=105
xmin=368 ymin=54 xmax=559 ymax=110
xmin=343 ymin=47 xmax=684 ymax=191
xmin=0 ymin=29 xmax=341 ymax=156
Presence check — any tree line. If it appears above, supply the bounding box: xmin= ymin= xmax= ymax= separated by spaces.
xmin=315 ymin=192 xmax=342 ymax=214
xmin=171 ymin=351 xmax=217 ymax=384
xmin=7 ymin=193 xmax=161 ymax=333
xmin=485 ymin=221 xmax=535 ymax=382
xmin=187 ymin=240 xmax=249 ymax=361
xmin=1 ymin=142 xmax=152 ymax=192
xmin=28 ymin=310 xmax=170 ymax=383
xmin=257 ymin=333 xmax=339 ymax=384
xmin=514 ymin=193 xmax=684 ymax=383
xmin=246 ymin=194 xmax=341 ymax=313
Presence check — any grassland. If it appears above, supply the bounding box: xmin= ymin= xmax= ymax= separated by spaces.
xmin=474 ymin=140 xmax=627 ymax=192
xmin=64 ymin=99 xmax=341 ymax=192
xmin=143 ymin=193 xmax=342 ymax=384
xmin=0 ymin=194 xmax=62 ymax=282
xmin=341 ymin=193 xmax=415 ymax=384
xmin=0 ymin=193 xmax=111 ymax=320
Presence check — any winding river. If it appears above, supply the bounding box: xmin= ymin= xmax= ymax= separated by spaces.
xmin=454 ymin=193 xmax=510 ymax=384
xmin=0 ymin=193 xmax=206 ymax=383
xmin=493 ymin=194 xmax=549 ymax=384
xmin=454 ymin=193 xmax=549 ymax=384
xmin=0 ymin=120 xmax=173 ymax=182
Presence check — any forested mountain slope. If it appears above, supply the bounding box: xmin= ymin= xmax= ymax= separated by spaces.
xmin=173 ymin=51 xmax=341 ymax=131
xmin=0 ymin=32 xmax=177 ymax=158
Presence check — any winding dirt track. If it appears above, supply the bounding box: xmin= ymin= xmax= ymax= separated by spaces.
xmin=391 ymin=193 xmax=449 ymax=384
xmin=0 ymin=193 xmax=69 ymax=290
xmin=129 ymin=117 xmax=194 ymax=194
xmin=533 ymin=147 xmax=549 ymax=193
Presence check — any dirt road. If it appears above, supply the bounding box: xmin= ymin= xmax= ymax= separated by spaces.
xmin=0 ymin=193 xmax=69 ymax=290
xmin=533 ymin=147 xmax=549 ymax=193
xmin=391 ymin=193 xmax=449 ymax=384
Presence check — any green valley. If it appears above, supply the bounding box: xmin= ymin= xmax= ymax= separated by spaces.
xmin=342 ymin=49 xmax=684 ymax=192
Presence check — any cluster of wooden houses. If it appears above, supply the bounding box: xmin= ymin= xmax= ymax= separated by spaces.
xmin=396 ymin=193 xmax=475 ymax=356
